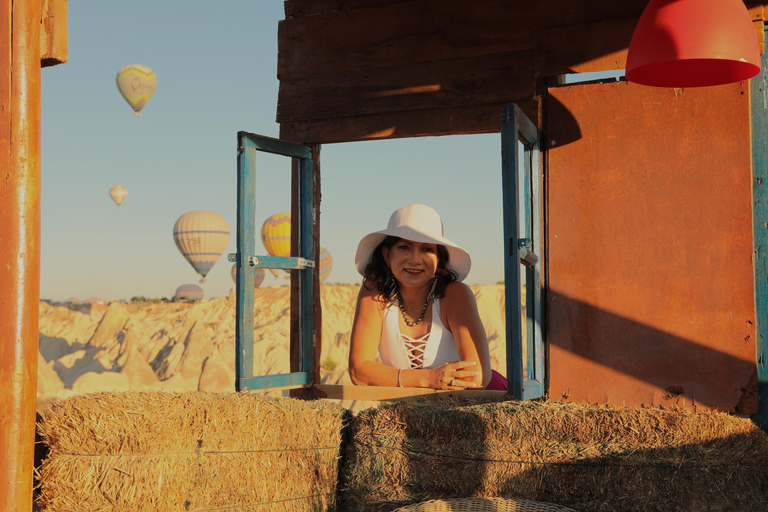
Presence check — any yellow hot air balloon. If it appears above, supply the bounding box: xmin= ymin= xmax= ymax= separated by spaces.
xmin=261 ymin=212 xmax=291 ymax=277
xmin=116 ymin=64 xmax=157 ymax=116
xmin=109 ymin=185 xmax=128 ymax=207
xmin=173 ymin=211 xmax=230 ymax=284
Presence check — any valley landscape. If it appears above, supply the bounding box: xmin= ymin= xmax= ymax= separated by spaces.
xmin=37 ymin=285 xmax=508 ymax=413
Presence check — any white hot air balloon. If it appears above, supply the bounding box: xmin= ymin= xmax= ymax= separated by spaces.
xmin=116 ymin=64 xmax=157 ymax=116
xmin=109 ymin=185 xmax=128 ymax=207
xmin=173 ymin=211 xmax=230 ymax=284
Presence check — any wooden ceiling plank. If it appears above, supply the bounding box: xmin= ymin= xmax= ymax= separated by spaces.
xmin=277 ymin=51 xmax=534 ymax=123
xmin=284 ymin=0 xmax=410 ymax=18
xmin=278 ymin=0 xmax=538 ymax=80
xmin=279 ymin=100 xmax=540 ymax=145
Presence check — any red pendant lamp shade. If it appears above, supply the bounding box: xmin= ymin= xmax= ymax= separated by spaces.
xmin=626 ymin=0 xmax=761 ymax=87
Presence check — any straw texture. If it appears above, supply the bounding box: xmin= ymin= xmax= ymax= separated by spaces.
xmin=37 ymin=391 xmax=347 ymax=512
xmin=393 ymin=497 xmax=576 ymax=512
xmin=341 ymin=397 xmax=768 ymax=512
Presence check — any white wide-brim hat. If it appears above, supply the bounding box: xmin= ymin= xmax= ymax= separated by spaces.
xmin=355 ymin=204 xmax=471 ymax=282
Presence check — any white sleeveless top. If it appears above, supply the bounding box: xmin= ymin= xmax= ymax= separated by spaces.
xmin=379 ymin=298 xmax=460 ymax=369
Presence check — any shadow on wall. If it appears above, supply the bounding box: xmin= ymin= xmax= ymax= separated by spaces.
xmin=547 ymin=291 xmax=757 ymax=414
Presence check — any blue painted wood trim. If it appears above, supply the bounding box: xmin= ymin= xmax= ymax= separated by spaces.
xmin=751 ymin=28 xmax=768 ymax=432
xmin=298 ymin=151 xmax=315 ymax=374
xmin=522 ymin=105 xmax=545 ymax=398
xmin=239 ymin=131 xmax=312 ymax=159
xmin=234 ymin=132 xmax=314 ymax=391
xmin=235 ymin=136 xmax=257 ymax=391
xmin=240 ymin=372 xmax=313 ymax=390
xmin=230 ymin=255 xmax=315 ymax=269
xmin=502 ymin=104 xmax=524 ymax=399
xmin=523 ymin=380 xmax=544 ymax=400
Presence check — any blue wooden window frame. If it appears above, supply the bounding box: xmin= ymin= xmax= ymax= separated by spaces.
xmin=231 ymin=132 xmax=315 ymax=391
xmin=751 ymin=25 xmax=768 ymax=433
xmin=502 ymin=104 xmax=544 ymax=400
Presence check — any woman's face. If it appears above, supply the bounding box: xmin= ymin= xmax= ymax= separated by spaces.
xmin=382 ymin=239 xmax=438 ymax=290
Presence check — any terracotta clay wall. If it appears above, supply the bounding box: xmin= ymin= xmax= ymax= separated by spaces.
xmin=546 ymin=80 xmax=757 ymax=413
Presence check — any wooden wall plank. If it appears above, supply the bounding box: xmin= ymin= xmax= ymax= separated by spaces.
xmin=287 ymin=0 xmax=766 ymax=22
xmin=278 ymin=1 xmax=539 ymax=80
xmin=278 ymin=0 xmax=650 ymax=80
xmin=284 ymin=0 xmax=405 ymax=18
xmin=40 ymin=0 xmax=67 ymax=67
xmin=278 ymin=51 xmax=534 ymax=123
xmin=279 ymin=100 xmax=540 ymax=145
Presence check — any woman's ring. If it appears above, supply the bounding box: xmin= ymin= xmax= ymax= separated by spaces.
xmin=449 ymin=379 xmax=455 ymax=387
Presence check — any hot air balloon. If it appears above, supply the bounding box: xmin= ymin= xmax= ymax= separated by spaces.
xmin=173 ymin=211 xmax=230 ymax=284
xmin=231 ymin=263 xmax=265 ymax=288
xmin=318 ymin=247 xmax=333 ymax=284
xmin=261 ymin=212 xmax=291 ymax=277
xmin=174 ymin=284 xmax=203 ymax=301
xmin=109 ymin=185 xmax=128 ymax=207
xmin=116 ymin=64 xmax=157 ymax=116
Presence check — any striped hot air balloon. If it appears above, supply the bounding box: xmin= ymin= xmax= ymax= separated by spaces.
xmin=109 ymin=185 xmax=128 ymax=207
xmin=174 ymin=284 xmax=203 ymax=301
xmin=173 ymin=211 xmax=230 ymax=284
xmin=261 ymin=212 xmax=291 ymax=277
xmin=318 ymin=247 xmax=333 ymax=284
xmin=231 ymin=263 xmax=265 ymax=288
xmin=116 ymin=64 xmax=157 ymax=116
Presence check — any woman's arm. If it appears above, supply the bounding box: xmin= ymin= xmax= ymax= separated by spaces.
xmin=442 ymin=282 xmax=493 ymax=388
xmin=348 ymin=285 xmax=397 ymax=386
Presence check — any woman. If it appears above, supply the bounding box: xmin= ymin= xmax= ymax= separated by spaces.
xmin=348 ymin=204 xmax=506 ymax=390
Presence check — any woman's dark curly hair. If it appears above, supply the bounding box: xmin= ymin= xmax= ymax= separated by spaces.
xmin=362 ymin=236 xmax=458 ymax=304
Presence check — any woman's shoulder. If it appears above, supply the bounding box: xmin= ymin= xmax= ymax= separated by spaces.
xmin=440 ymin=281 xmax=477 ymax=310
xmin=357 ymin=282 xmax=380 ymax=300
xmin=442 ymin=281 xmax=475 ymax=301
xmin=356 ymin=283 xmax=388 ymax=311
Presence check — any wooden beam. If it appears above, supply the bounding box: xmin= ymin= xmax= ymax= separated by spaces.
xmin=278 ymin=0 xmax=538 ymax=80
xmin=279 ymin=100 xmax=541 ymax=145
xmin=40 ymin=0 xmax=66 ymax=67
xmin=278 ymin=0 xmax=655 ymax=80
xmin=311 ymin=145 xmax=322 ymax=392
xmin=285 ymin=0 xmax=408 ymax=18
xmin=278 ymin=51 xmax=534 ymax=123
xmin=1 ymin=1 xmax=42 ymax=510
xmin=312 ymin=384 xmax=509 ymax=402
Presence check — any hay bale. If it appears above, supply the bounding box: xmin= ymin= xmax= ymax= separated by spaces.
xmin=341 ymin=398 xmax=768 ymax=512
xmin=38 ymin=391 xmax=348 ymax=512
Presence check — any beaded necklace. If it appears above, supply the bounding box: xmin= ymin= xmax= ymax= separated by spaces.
xmin=396 ymin=292 xmax=430 ymax=327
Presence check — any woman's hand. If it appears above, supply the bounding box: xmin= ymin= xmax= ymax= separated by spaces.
xmin=429 ymin=360 xmax=481 ymax=390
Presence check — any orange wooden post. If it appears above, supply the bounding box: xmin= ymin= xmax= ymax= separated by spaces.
xmin=0 ymin=0 xmax=43 ymax=510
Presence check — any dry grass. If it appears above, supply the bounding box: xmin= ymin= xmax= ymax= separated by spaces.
xmin=37 ymin=391 xmax=348 ymax=512
xmin=37 ymin=393 xmax=768 ymax=512
xmin=341 ymin=397 xmax=768 ymax=512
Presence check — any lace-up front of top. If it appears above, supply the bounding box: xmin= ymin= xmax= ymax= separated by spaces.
xmin=379 ymin=299 xmax=460 ymax=370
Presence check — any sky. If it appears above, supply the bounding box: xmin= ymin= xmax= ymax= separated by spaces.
xmin=40 ymin=1 xmax=512 ymax=302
